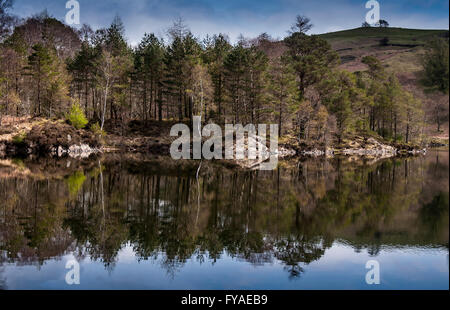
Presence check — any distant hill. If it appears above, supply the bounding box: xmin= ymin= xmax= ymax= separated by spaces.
xmin=319 ymin=27 xmax=449 ymax=141
xmin=318 ymin=27 xmax=448 ymax=72
xmin=319 ymin=27 xmax=448 ymax=45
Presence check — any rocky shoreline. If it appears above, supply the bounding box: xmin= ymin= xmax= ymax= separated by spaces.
xmin=0 ymin=119 xmax=102 ymax=159
xmin=0 ymin=117 xmax=440 ymax=165
xmin=297 ymin=137 xmax=427 ymax=158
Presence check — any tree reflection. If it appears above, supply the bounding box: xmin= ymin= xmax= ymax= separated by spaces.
xmin=0 ymin=152 xmax=448 ymax=279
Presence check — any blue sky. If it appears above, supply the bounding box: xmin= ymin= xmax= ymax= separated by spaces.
xmin=10 ymin=0 xmax=450 ymax=45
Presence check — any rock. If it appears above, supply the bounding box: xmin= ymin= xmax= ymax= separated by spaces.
xmin=301 ymin=149 xmax=326 ymax=156
xmin=58 ymin=146 xmax=66 ymax=157
xmin=297 ymin=137 xmax=401 ymax=159
xmin=348 ymin=141 xmax=361 ymax=148
xmin=367 ymin=138 xmax=381 ymax=146
xmin=407 ymin=148 xmax=427 ymax=155
xmin=277 ymin=146 xmax=297 ymax=158
xmin=67 ymin=144 xmax=101 ymax=159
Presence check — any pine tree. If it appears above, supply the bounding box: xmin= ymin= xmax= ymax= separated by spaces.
xmin=266 ymin=56 xmax=297 ymax=135
xmin=203 ymin=34 xmax=231 ymax=123
xmin=134 ymin=33 xmax=165 ymax=120
xmin=25 ymin=43 xmax=69 ymax=117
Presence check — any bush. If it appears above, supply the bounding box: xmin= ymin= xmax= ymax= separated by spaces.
xmin=90 ymin=122 xmax=105 ymax=136
xmin=12 ymin=132 xmax=27 ymax=145
xmin=90 ymin=122 xmax=106 ymax=140
xmin=66 ymin=103 xmax=88 ymax=129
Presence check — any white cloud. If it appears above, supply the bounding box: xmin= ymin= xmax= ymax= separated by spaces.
xmin=12 ymin=0 xmax=449 ymax=46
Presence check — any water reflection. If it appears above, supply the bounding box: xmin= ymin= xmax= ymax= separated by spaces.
xmin=0 ymin=151 xmax=448 ymax=288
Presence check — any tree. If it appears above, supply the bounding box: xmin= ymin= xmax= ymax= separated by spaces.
xmin=223 ymin=41 xmax=268 ymax=124
xmin=284 ymin=33 xmax=339 ymax=101
xmin=190 ymin=63 xmax=213 ymax=120
xmin=11 ymin=12 xmax=81 ymax=59
xmin=362 ymin=55 xmax=385 ymax=133
xmin=0 ymin=33 xmax=27 ymax=116
xmin=67 ymin=40 xmax=98 ymax=118
xmin=385 ymin=74 xmax=403 ymax=140
xmin=96 ymin=50 xmax=113 ymax=131
xmin=290 ymin=15 xmax=313 ymax=34
xmin=362 ymin=22 xmax=371 ymax=28
xmin=167 ymin=17 xmax=189 ymax=42
xmin=246 ymin=45 xmax=268 ymax=124
xmin=266 ymin=56 xmax=297 ymax=135
xmin=66 ymin=102 xmax=88 ymax=129
xmin=25 ymin=43 xmax=69 ymax=117
xmin=421 ymin=38 xmax=449 ymax=94
xmin=284 ymin=28 xmax=339 ymax=139
xmin=360 ymin=55 xmax=424 ymax=142
xmin=401 ymin=92 xmax=423 ymax=144
xmin=164 ymin=31 xmax=202 ymax=122
xmin=134 ymin=33 xmax=165 ymax=120
xmin=378 ymin=20 xmax=389 ymax=27
xmin=0 ymin=0 xmax=16 ymax=42
xmin=1 ymin=10 xmax=432 ymax=146
xmin=95 ymin=17 xmax=133 ymax=126
xmin=223 ymin=43 xmax=249 ymax=123
xmin=203 ymin=34 xmax=231 ymax=122
xmin=318 ymin=70 xmax=361 ymax=142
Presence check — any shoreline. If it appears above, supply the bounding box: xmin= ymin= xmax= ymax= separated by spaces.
xmin=0 ymin=117 xmax=445 ymax=164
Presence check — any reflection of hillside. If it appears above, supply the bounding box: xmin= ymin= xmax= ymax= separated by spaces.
xmin=0 ymin=152 xmax=448 ymax=278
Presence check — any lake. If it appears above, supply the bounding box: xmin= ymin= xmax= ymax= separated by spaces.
xmin=0 ymin=151 xmax=448 ymax=290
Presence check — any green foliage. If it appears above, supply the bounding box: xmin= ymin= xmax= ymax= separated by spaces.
xmin=134 ymin=33 xmax=165 ymax=120
xmin=22 ymin=42 xmax=71 ymax=118
xmin=90 ymin=121 xmax=106 ymax=138
xmin=66 ymin=171 xmax=86 ymax=197
xmin=421 ymin=38 xmax=449 ymax=94
xmin=12 ymin=131 xmax=26 ymax=145
xmin=223 ymin=42 xmax=268 ymax=124
xmin=318 ymin=70 xmax=360 ymax=139
xmin=66 ymin=102 xmax=88 ymax=129
xmin=203 ymin=34 xmax=232 ymax=120
xmin=284 ymin=32 xmax=339 ymax=99
xmin=1 ymin=13 xmax=434 ymax=147
xmin=266 ymin=56 xmax=298 ymax=135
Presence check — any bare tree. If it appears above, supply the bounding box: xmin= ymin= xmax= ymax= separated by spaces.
xmin=167 ymin=17 xmax=189 ymax=41
xmin=78 ymin=23 xmax=94 ymax=42
xmin=289 ymin=15 xmax=313 ymax=34
xmin=0 ymin=0 xmax=16 ymax=42
xmin=98 ymin=51 xmax=113 ymax=131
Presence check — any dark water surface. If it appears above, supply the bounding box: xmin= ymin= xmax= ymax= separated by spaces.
xmin=0 ymin=151 xmax=448 ymax=290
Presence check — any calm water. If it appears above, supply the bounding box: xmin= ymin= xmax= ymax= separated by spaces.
xmin=0 ymin=151 xmax=448 ymax=290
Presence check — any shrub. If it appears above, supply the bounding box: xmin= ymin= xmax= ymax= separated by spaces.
xmin=90 ymin=122 xmax=106 ymax=138
xmin=66 ymin=103 xmax=88 ymax=129
xmin=12 ymin=132 xmax=27 ymax=145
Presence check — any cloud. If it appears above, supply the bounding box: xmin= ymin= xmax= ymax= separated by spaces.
xmin=12 ymin=0 xmax=450 ymax=46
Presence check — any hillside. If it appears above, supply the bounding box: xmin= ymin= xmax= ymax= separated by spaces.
xmin=319 ymin=27 xmax=449 ymax=143
xmin=319 ymin=27 xmax=448 ymax=71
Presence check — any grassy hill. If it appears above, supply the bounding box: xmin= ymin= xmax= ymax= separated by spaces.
xmin=320 ymin=27 xmax=448 ymax=45
xmin=318 ymin=27 xmax=449 ymax=142
xmin=319 ymin=27 xmax=448 ymax=70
